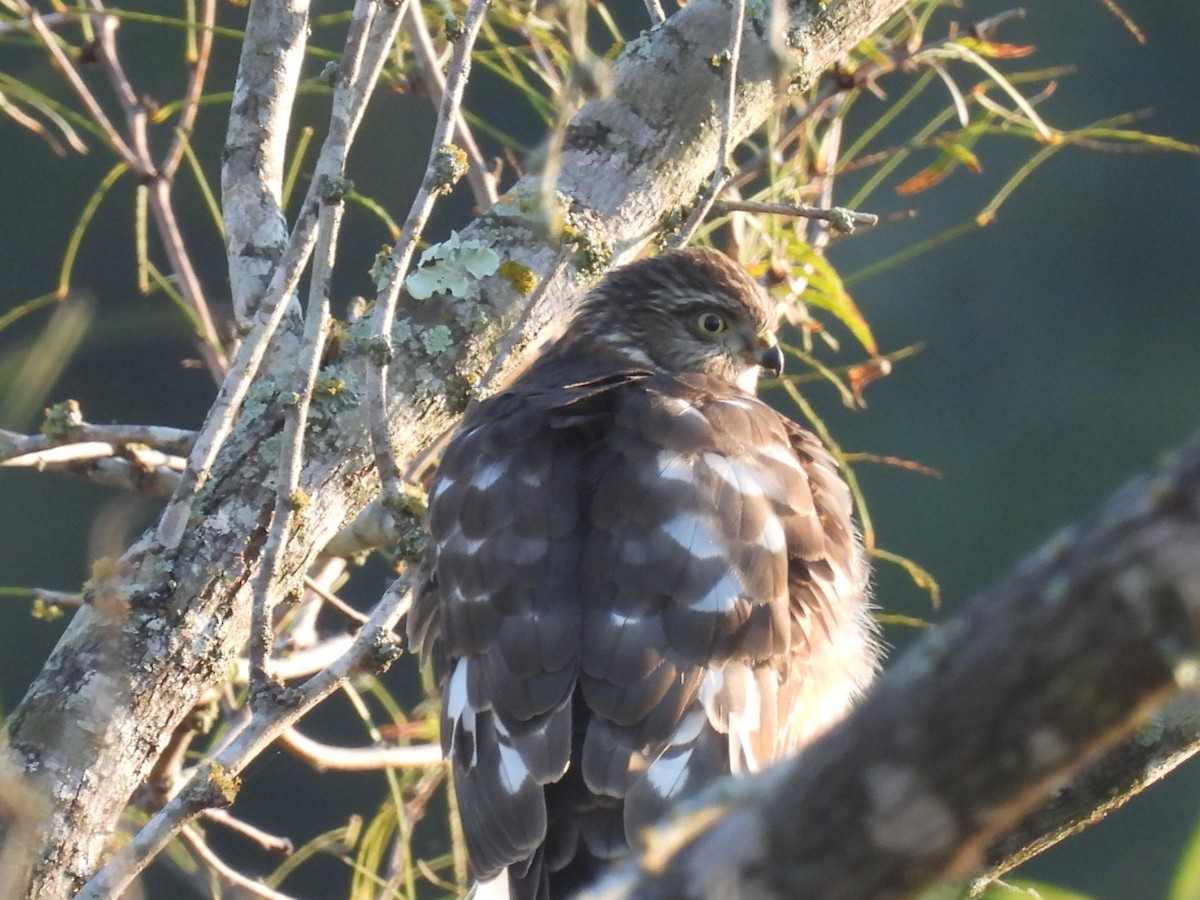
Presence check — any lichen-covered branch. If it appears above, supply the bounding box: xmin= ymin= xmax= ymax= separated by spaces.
xmin=220 ymin=0 xmax=310 ymax=325
xmin=592 ymin=429 xmax=1200 ymax=899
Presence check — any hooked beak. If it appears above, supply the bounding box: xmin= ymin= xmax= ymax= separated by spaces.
xmin=756 ymin=335 xmax=784 ymax=377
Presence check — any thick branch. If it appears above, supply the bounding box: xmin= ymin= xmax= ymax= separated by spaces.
xmin=598 ymin=430 xmax=1200 ymax=899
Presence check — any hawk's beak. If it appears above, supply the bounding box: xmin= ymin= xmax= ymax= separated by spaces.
xmin=756 ymin=337 xmax=784 ymax=377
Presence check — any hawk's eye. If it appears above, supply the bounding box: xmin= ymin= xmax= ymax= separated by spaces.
xmin=696 ymin=312 xmax=728 ymax=336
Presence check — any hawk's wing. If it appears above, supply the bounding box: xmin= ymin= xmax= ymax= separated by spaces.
xmin=411 ymin=369 xmax=877 ymax=893
xmin=576 ymin=374 xmax=876 ymax=837
xmin=410 ymin=385 xmax=595 ymax=881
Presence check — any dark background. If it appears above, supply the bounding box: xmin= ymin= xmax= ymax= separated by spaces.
xmin=2 ymin=1 xmax=1198 ymax=897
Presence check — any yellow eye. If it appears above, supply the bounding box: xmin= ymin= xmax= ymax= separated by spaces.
xmin=696 ymin=312 xmax=728 ymax=336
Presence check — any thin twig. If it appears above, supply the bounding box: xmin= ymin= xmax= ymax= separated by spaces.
xmin=161 ymin=0 xmax=216 ymax=180
xmin=0 ymin=442 xmax=184 ymax=470
xmin=279 ymin=728 xmax=443 ymax=770
xmin=15 ymin=1 xmax=141 ymax=170
xmin=234 ymin=635 xmax=356 ymax=685
xmin=669 ymin=0 xmax=746 ymax=247
xmin=201 ymin=809 xmax=294 ymax=855
xmin=402 ymin=2 xmax=499 ymax=209
xmin=0 ymin=424 xmax=196 ymax=461
xmin=0 ymin=588 xmax=82 ymax=608
xmin=1 ymin=448 xmax=183 ymax=497
xmin=303 ymin=575 xmax=370 ymax=624
xmin=89 ymin=3 xmax=155 ymax=167
xmin=81 ymin=1 xmax=227 ymax=376
xmin=177 ymin=826 xmax=301 ymax=900
xmin=366 ymin=0 xmax=493 ymax=500
xmin=715 ymin=198 xmax=879 ymax=234
xmin=146 ymin=178 xmax=228 ymax=376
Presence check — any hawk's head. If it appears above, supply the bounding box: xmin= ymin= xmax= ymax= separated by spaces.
xmin=570 ymin=248 xmax=783 ymax=393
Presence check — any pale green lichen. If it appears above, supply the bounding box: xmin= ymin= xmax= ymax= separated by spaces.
xmin=420 ymin=324 xmax=454 ymax=356
xmin=41 ymin=399 xmax=83 ymax=438
xmin=369 ymin=244 xmax=398 ymax=293
xmin=430 ymin=144 xmax=468 ymax=195
xmin=562 ymin=205 xmax=613 ymax=276
xmin=568 ymin=229 xmax=612 ymax=277
xmin=309 ymin=369 xmax=362 ymax=425
xmin=318 ymin=174 xmax=353 ymax=203
xmin=405 ymin=231 xmax=501 ymax=300
xmin=393 ymin=318 xmax=414 ymax=345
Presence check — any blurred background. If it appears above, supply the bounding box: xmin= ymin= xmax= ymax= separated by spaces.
xmin=1 ymin=0 xmax=1198 ymax=897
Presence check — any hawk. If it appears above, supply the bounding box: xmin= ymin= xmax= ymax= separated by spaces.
xmin=409 ymin=248 xmax=880 ymax=899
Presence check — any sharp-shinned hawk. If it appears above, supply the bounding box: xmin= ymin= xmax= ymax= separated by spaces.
xmin=409 ymin=248 xmax=880 ymax=899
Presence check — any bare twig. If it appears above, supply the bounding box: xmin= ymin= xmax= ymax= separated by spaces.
xmin=0 ymin=442 xmax=182 ymax=471
xmin=161 ymin=0 xmax=217 ymax=180
xmin=715 ymin=198 xmax=879 ymax=234
xmin=402 ymin=2 xmax=499 ymax=209
xmin=0 ymin=588 xmax=82 ymax=608
xmin=86 ymin=1 xmax=227 ymax=376
xmin=15 ymin=2 xmax=140 ymax=169
xmin=279 ymin=728 xmax=443 ymax=771
xmin=178 ymin=826 xmax=301 ymax=900
xmin=302 ymin=575 xmax=370 ymax=625
xmin=234 ymin=636 xmax=356 ymax=685
xmin=201 ymin=808 xmax=294 ymax=855
xmin=55 ymin=458 xmax=177 ymax=497
xmin=88 ymin=4 xmax=154 ymax=165
xmin=0 ymin=423 xmax=196 ymax=461
xmin=366 ymin=0 xmax=492 ymax=500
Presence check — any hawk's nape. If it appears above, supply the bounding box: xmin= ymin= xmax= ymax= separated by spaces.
xmin=408 ymin=248 xmax=881 ymax=899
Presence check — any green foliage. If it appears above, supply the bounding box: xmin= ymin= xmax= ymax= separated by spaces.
xmin=978 ymin=880 xmax=1098 ymax=900
xmin=1168 ymin=807 xmax=1200 ymax=900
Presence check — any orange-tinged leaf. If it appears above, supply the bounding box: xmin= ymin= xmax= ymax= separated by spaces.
xmin=957 ymin=37 xmax=1036 ymax=59
xmin=897 ymin=137 xmax=983 ymax=195
xmin=846 ymin=357 xmax=893 ymax=405
xmin=896 ymin=156 xmax=954 ymax=195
